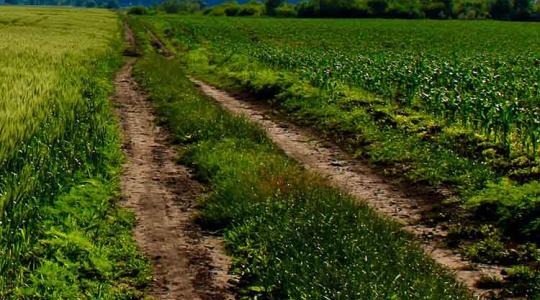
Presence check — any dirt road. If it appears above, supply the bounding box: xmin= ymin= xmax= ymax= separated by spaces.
xmin=114 ymin=57 xmax=233 ymax=300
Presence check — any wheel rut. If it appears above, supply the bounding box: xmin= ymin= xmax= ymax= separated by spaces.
xmin=114 ymin=55 xmax=234 ymax=300
xmin=190 ymin=77 xmax=506 ymax=299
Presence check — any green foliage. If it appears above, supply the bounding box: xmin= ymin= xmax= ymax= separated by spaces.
xmin=467 ymin=179 xmax=540 ymax=239
xmin=297 ymin=0 xmax=371 ymax=17
xmin=464 ymin=226 xmax=509 ymax=264
xmin=367 ymin=0 xmax=388 ymax=15
xmin=490 ymin=0 xmax=514 ymax=19
xmin=145 ymin=14 xmax=540 ymax=191
xmin=237 ymin=2 xmax=265 ymax=15
xmin=165 ymin=16 xmax=540 ymax=158
xmin=17 ymin=181 xmax=151 ymax=299
xmin=160 ymin=0 xmax=202 ymax=13
xmin=274 ymin=3 xmax=297 ymax=17
xmin=155 ymin=16 xmax=540 ymax=185
xmin=442 ymin=0 xmax=456 ymax=16
xmin=265 ymin=0 xmax=284 ymax=15
xmin=455 ymin=0 xmax=489 ymax=19
xmin=128 ymin=6 xmax=148 ymax=15
xmin=386 ymin=0 xmax=425 ymax=18
xmin=294 ymin=0 xmax=539 ymax=19
xmin=424 ymin=1 xmax=448 ymax=18
xmin=505 ymin=266 xmax=540 ymax=297
xmin=513 ymin=0 xmax=535 ymax=18
xmin=204 ymin=1 xmax=265 ymax=16
xmin=132 ymin=49 xmax=470 ymax=299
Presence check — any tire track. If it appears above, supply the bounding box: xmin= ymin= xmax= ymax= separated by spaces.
xmin=190 ymin=77 xmax=506 ymax=299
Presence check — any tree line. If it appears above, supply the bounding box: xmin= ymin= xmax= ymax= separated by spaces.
xmin=3 ymin=0 xmax=539 ymax=21
xmin=195 ymin=0 xmax=540 ymax=20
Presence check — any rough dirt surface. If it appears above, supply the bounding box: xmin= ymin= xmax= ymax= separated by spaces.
xmin=114 ymin=36 xmax=234 ymax=298
xmin=191 ymin=78 xmax=506 ymax=299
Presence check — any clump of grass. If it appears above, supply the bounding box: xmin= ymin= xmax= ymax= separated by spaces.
xmin=505 ymin=266 xmax=540 ymax=297
xmin=16 ymin=180 xmax=151 ymax=299
xmin=133 ymin=51 xmax=470 ymax=299
xmin=466 ymin=179 xmax=540 ymax=240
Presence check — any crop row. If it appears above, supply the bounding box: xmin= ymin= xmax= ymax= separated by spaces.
xmin=155 ymin=16 xmax=540 ymax=158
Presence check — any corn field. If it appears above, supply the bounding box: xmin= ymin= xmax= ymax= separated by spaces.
xmin=157 ymin=17 xmax=540 ymax=158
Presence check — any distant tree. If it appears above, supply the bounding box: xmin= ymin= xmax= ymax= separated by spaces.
xmin=534 ymin=1 xmax=540 ymax=19
xmin=105 ymin=0 xmax=119 ymax=8
xmin=128 ymin=5 xmax=147 ymax=13
xmin=160 ymin=0 xmax=201 ymax=13
xmin=454 ymin=0 xmax=490 ymax=19
xmin=274 ymin=2 xmax=297 ymax=16
xmin=320 ymin=0 xmax=348 ymax=16
xmin=161 ymin=0 xmax=182 ymax=12
xmin=387 ymin=0 xmax=424 ymax=18
xmin=423 ymin=1 xmax=447 ymax=18
xmin=183 ymin=0 xmax=203 ymax=12
xmin=368 ymin=0 xmax=388 ymax=16
xmin=513 ymin=0 xmax=534 ymax=19
xmin=265 ymin=0 xmax=284 ymax=15
xmin=193 ymin=0 xmax=205 ymax=8
xmin=490 ymin=0 xmax=514 ymax=18
xmin=442 ymin=0 xmax=455 ymax=16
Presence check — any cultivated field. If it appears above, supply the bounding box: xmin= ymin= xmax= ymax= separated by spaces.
xmin=2 ymin=6 xmax=539 ymax=299
xmin=0 ymin=7 xmax=149 ymax=297
xmin=133 ymin=15 xmax=540 ymax=297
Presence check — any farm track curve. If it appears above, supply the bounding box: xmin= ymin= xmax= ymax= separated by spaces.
xmin=114 ymin=26 xmax=234 ymax=300
xmin=190 ymin=78 xmax=507 ymax=299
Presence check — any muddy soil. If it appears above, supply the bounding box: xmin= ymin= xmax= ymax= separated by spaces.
xmin=191 ymin=78 xmax=507 ymax=299
xmin=114 ymin=55 xmax=234 ymax=300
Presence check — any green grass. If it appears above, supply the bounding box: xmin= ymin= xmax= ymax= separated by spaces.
xmin=132 ymin=29 xmax=470 ymax=298
xmin=15 ymin=179 xmax=151 ymax=299
xmin=0 ymin=8 xmax=150 ymax=297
